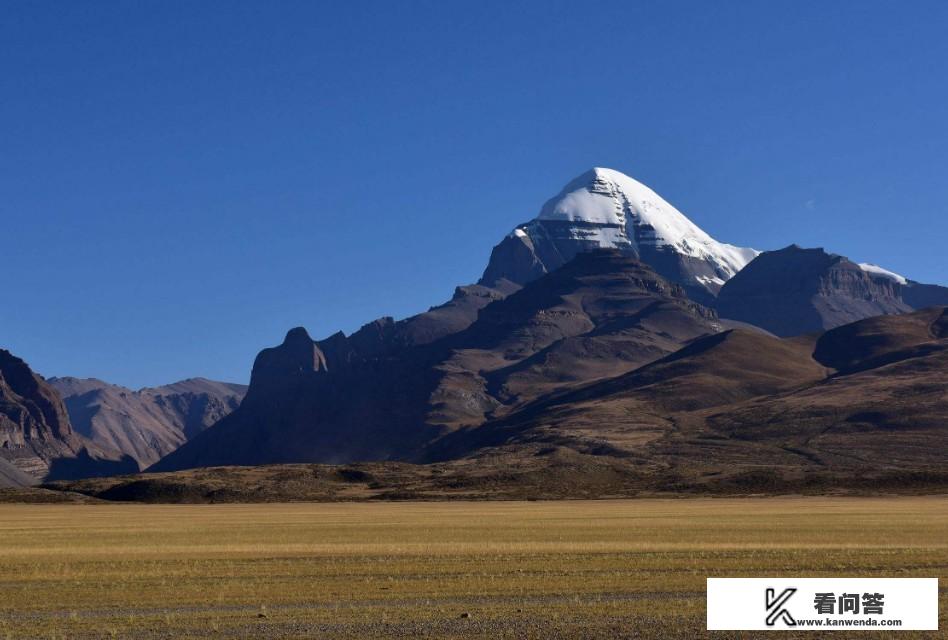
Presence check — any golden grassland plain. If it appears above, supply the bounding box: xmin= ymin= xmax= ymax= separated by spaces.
xmin=0 ymin=497 xmax=945 ymax=639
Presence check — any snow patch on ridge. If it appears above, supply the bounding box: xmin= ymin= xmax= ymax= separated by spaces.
xmin=696 ymin=275 xmax=726 ymax=287
xmin=859 ymin=263 xmax=908 ymax=285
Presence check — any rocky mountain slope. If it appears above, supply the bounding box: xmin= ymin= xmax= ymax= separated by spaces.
xmin=0 ymin=349 xmax=136 ymax=480
xmin=48 ymin=377 xmax=246 ymax=469
xmin=480 ymin=168 xmax=759 ymax=303
xmin=424 ymin=307 xmax=948 ymax=491
xmin=152 ymin=251 xmax=724 ymax=471
xmin=152 ymin=302 xmax=948 ymax=492
xmin=715 ymin=245 xmax=914 ymax=336
xmin=55 ymin=307 xmax=948 ymax=500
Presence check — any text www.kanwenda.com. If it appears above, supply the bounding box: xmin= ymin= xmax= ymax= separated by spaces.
xmin=794 ymin=618 xmax=903 ymax=627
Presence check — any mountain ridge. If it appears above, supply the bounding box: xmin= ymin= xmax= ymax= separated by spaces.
xmin=151 ymin=251 xmax=724 ymax=472
xmin=715 ymin=244 xmax=933 ymax=336
xmin=48 ymin=376 xmax=247 ymax=470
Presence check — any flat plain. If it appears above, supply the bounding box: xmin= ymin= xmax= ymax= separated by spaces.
xmin=0 ymin=497 xmax=945 ymax=639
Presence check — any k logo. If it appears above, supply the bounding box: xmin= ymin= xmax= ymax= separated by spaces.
xmin=765 ymin=587 xmax=797 ymax=627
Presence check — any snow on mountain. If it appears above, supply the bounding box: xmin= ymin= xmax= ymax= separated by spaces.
xmin=858 ymin=263 xmax=908 ymax=285
xmin=536 ymin=168 xmax=758 ymax=276
xmin=480 ymin=167 xmax=759 ymax=301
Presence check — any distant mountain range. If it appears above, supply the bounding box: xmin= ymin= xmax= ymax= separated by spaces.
xmin=48 ymin=377 xmax=246 ymax=469
xmin=0 ymin=352 xmax=245 ymax=483
xmin=4 ymin=168 xmax=947 ymax=492
xmin=1 ymin=349 xmax=137 ymax=482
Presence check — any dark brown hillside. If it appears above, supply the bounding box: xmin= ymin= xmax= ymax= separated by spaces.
xmin=426 ymin=307 xmax=948 ymax=492
xmin=424 ymin=327 xmax=827 ymax=460
xmin=812 ymin=306 xmax=948 ymax=373
xmin=704 ymin=349 xmax=947 ymax=470
xmin=707 ymin=310 xmax=948 ymax=467
xmin=570 ymin=328 xmax=827 ymax=412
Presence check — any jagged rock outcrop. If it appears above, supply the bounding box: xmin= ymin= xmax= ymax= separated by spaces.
xmin=715 ymin=245 xmax=912 ymax=336
xmin=251 ymin=327 xmax=328 ymax=387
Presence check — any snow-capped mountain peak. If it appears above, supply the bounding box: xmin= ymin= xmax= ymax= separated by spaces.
xmin=481 ymin=167 xmax=759 ymax=301
xmin=534 ymin=167 xmax=758 ymax=278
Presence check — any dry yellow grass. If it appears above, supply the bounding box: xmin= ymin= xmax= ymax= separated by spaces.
xmin=0 ymin=497 xmax=945 ymax=638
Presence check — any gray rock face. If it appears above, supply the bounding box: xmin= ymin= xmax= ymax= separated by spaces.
xmin=49 ymin=376 xmax=247 ymax=470
xmin=715 ymin=245 xmax=913 ymax=337
xmin=479 ymin=231 xmax=550 ymax=288
xmin=479 ymin=168 xmax=758 ymax=304
xmin=0 ymin=456 xmax=34 ymax=488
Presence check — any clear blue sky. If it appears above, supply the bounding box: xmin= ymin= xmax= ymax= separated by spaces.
xmin=2 ymin=1 xmax=946 ymax=388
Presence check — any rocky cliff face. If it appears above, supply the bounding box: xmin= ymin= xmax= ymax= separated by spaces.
xmin=715 ymin=245 xmax=912 ymax=336
xmin=49 ymin=377 xmax=246 ymax=470
xmin=250 ymin=327 xmax=329 ymax=390
xmin=479 ymin=168 xmax=758 ymax=303
xmin=0 ymin=349 xmax=136 ymax=480
xmin=1 ymin=349 xmax=79 ymax=479
xmin=0 ymin=350 xmax=73 ymax=444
